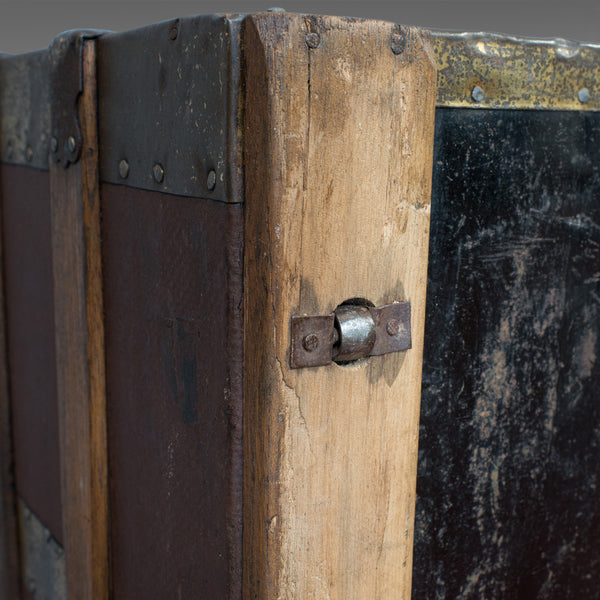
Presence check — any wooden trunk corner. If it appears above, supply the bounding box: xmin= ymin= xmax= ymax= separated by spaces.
xmin=49 ymin=37 xmax=110 ymax=600
xmin=243 ymin=12 xmax=437 ymax=600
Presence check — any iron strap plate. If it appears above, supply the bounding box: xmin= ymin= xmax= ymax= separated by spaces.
xmin=97 ymin=14 xmax=244 ymax=203
xmin=49 ymin=30 xmax=105 ymax=168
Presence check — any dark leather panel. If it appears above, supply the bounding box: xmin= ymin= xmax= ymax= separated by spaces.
xmin=102 ymin=184 xmax=243 ymax=599
xmin=0 ymin=164 xmax=62 ymax=544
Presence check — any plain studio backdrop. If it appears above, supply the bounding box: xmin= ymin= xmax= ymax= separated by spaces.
xmin=0 ymin=0 xmax=599 ymax=54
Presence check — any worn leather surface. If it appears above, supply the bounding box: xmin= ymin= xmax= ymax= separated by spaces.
xmin=0 ymin=164 xmax=62 ymax=545
xmin=102 ymin=184 xmax=243 ymax=599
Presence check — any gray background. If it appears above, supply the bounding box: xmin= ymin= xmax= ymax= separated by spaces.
xmin=1 ymin=0 xmax=599 ymax=54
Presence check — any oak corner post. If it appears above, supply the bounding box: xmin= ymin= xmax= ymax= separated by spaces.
xmin=49 ymin=34 xmax=109 ymax=600
xmin=243 ymin=12 xmax=437 ymax=600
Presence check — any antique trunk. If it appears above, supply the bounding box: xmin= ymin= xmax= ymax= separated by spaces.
xmin=0 ymin=11 xmax=598 ymax=600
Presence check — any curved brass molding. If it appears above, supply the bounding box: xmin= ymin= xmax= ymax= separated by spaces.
xmin=431 ymin=31 xmax=600 ymax=110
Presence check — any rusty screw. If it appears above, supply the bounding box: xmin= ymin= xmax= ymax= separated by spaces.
xmin=386 ymin=318 xmax=400 ymax=336
xmin=391 ymin=33 xmax=406 ymax=55
xmin=302 ymin=333 xmax=320 ymax=352
xmin=306 ymin=33 xmax=320 ymax=49
xmin=153 ymin=163 xmax=165 ymax=183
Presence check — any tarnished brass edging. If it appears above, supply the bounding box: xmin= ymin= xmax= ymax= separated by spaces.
xmin=431 ymin=31 xmax=600 ymax=110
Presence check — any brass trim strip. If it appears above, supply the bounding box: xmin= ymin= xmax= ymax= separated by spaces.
xmin=431 ymin=31 xmax=600 ymax=110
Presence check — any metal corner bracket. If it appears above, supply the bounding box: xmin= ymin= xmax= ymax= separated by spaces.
xmin=49 ymin=29 xmax=104 ymax=168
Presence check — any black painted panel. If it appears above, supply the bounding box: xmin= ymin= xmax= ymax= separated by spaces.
xmin=414 ymin=109 xmax=600 ymax=599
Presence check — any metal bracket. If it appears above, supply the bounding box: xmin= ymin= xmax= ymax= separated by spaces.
xmin=49 ymin=30 xmax=104 ymax=168
xmin=290 ymin=301 xmax=411 ymax=369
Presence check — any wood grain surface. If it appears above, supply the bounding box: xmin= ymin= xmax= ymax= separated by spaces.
xmin=243 ymin=12 xmax=437 ymax=600
xmin=50 ymin=39 xmax=109 ymax=600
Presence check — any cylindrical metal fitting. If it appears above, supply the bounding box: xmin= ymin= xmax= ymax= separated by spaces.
xmin=333 ymin=305 xmax=376 ymax=362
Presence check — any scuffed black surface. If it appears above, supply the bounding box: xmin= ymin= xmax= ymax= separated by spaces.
xmin=413 ymin=109 xmax=600 ymax=599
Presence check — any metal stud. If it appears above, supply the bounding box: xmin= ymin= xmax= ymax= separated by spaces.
xmin=391 ymin=33 xmax=406 ymax=55
xmin=67 ymin=136 xmax=76 ymax=153
xmin=472 ymin=86 xmax=485 ymax=103
xmin=578 ymin=87 xmax=590 ymax=104
xmin=168 ymin=20 xmax=179 ymax=41
xmin=386 ymin=318 xmax=400 ymax=336
xmin=302 ymin=333 xmax=319 ymax=352
xmin=306 ymin=33 xmax=320 ymax=49
xmin=207 ymin=169 xmax=217 ymax=191
xmin=153 ymin=163 xmax=165 ymax=183
xmin=119 ymin=159 xmax=130 ymax=179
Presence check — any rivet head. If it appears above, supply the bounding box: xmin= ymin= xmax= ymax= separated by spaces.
xmin=25 ymin=146 xmax=33 ymax=162
xmin=472 ymin=86 xmax=485 ymax=103
xmin=153 ymin=163 xmax=165 ymax=183
xmin=306 ymin=33 xmax=320 ymax=49
xmin=391 ymin=33 xmax=406 ymax=55
xmin=50 ymin=137 xmax=58 ymax=153
xmin=386 ymin=319 xmax=400 ymax=336
xmin=302 ymin=333 xmax=320 ymax=352
xmin=67 ymin=136 xmax=76 ymax=153
xmin=207 ymin=169 xmax=217 ymax=191
xmin=578 ymin=87 xmax=590 ymax=104
xmin=118 ymin=159 xmax=130 ymax=179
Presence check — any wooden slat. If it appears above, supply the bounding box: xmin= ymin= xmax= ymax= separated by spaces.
xmin=50 ymin=39 xmax=109 ymax=600
xmin=0 ymin=171 xmax=19 ymax=600
xmin=243 ymin=13 xmax=437 ymax=599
